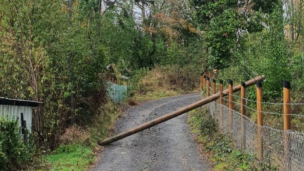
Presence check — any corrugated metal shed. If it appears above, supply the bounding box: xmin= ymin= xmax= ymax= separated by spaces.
xmin=0 ymin=97 xmax=42 ymax=133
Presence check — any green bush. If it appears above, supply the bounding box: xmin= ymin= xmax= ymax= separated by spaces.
xmin=0 ymin=117 xmax=35 ymax=171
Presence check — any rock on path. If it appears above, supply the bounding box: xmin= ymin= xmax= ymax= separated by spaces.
xmin=92 ymin=93 xmax=211 ymax=171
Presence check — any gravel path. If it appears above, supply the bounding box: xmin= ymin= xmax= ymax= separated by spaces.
xmin=92 ymin=93 xmax=211 ymax=171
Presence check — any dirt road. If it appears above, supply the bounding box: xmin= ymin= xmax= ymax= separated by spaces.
xmin=93 ymin=93 xmax=211 ymax=171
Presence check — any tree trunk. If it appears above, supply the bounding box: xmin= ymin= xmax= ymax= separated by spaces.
xmin=141 ymin=0 xmax=146 ymax=26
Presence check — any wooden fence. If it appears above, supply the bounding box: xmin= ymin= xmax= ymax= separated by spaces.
xmin=201 ymin=72 xmax=304 ymax=171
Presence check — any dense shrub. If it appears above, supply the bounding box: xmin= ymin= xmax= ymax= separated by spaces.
xmin=0 ymin=117 xmax=35 ymax=171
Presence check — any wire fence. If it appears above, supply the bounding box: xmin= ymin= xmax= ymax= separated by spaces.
xmin=209 ymin=101 xmax=304 ymax=171
xmin=106 ymin=81 xmax=129 ymax=103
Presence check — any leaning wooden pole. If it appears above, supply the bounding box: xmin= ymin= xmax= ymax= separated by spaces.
xmin=98 ymin=75 xmax=265 ymax=146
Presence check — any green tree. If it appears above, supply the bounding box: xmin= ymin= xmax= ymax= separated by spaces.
xmin=0 ymin=0 xmax=107 ymax=148
xmin=234 ymin=2 xmax=291 ymax=99
xmin=190 ymin=0 xmax=281 ymax=70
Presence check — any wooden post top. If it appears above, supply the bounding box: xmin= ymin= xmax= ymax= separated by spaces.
xmin=228 ymin=79 xmax=233 ymax=85
xmin=241 ymin=82 xmax=246 ymax=87
xmin=283 ymin=81 xmax=290 ymax=89
xmin=256 ymin=81 xmax=262 ymax=88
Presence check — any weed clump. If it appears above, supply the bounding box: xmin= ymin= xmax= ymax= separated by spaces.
xmin=189 ymin=108 xmax=263 ymax=171
xmin=59 ymin=125 xmax=90 ymax=145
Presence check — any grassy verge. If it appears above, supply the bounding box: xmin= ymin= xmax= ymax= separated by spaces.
xmin=188 ymin=107 xmax=259 ymax=171
xmin=40 ymin=102 xmax=122 ymax=171
xmin=42 ymin=145 xmax=94 ymax=171
xmin=133 ymin=89 xmax=194 ymax=102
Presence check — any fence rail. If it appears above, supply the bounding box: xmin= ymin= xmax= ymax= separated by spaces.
xmin=201 ymin=72 xmax=304 ymax=171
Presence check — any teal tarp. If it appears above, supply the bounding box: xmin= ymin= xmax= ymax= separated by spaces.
xmin=106 ymin=81 xmax=128 ymax=103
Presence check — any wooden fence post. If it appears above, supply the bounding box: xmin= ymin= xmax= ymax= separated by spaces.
xmin=283 ymin=81 xmax=291 ymax=171
xmin=212 ymin=79 xmax=216 ymax=119
xmin=201 ymin=72 xmax=205 ymax=91
xmin=241 ymin=82 xmax=246 ymax=153
xmin=206 ymin=77 xmax=210 ymax=117
xmin=212 ymin=79 xmax=216 ymax=94
xmin=219 ymin=80 xmax=223 ymax=133
xmin=206 ymin=77 xmax=210 ymax=97
xmin=256 ymin=81 xmax=263 ymax=163
xmin=228 ymin=79 xmax=233 ymax=137
xmin=21 ymin=113 xmax=27 ymax=142
xmin=200 ymin=73 xmax=203 ymax=90
xmin=203 ymin=72 xmax=206 ymax=87
xmin=203 ymin=75 xmax=206 ymax=92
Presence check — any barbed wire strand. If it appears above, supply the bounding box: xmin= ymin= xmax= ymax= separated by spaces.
xmin=222 ymin=98 xmax=304 ymax=118
xmin=226 ymin=94 xmax=304 ymax=106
